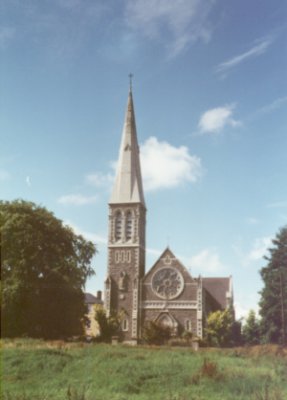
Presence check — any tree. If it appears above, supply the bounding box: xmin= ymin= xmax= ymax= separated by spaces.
xmin=94 ymin=306 xmax=122 ymax=342
xmin=242 ymin=310 xmax=261 ymax=345
xmin=1 ymin=200 xmax=96 ymax=338
xmin=205 ymin=308 xmax=234 ymax=347
xmin=259 ymin=226 xmax=287 ymax=345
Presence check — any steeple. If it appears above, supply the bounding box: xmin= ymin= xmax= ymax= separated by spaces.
xmin=110 ymin=86 xmax=145 ymax=206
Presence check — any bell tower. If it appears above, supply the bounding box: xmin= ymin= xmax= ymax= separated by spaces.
xmin=105 ymin=82 xmax=146 ymax=343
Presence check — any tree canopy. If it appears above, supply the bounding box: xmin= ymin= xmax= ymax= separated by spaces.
xmin=259 ymin=226 xmax=287 ymax=345
xmin=205 ymin=308 xmax=234 ymax=347
xmin=1 ymin=200 xmax=96 ymax=338
xmin=242 ymin=310 xmax=260 ymax=345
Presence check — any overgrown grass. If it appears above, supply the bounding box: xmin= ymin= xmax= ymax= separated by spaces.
xmin=1 ymin=340 xmax=287 ymax=400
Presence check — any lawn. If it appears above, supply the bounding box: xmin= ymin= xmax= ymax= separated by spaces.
xmin=1 ymin=339 xmax=287 ymax=400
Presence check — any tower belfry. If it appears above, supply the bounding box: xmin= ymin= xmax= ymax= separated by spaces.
xmin=105 ymin=83 xmax=146 ymax=343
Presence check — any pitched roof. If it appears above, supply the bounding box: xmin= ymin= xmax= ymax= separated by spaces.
xmin=202 ymin=277 xmax=232 ymax=309
xmin=85 ymin=293 xmax=103 ymax=305
xmin=109 ymin=89 xmax=145 ymax=206
xmin=143 ymin=247 xmax=192 ymax=281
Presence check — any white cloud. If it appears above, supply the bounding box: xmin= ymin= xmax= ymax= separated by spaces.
xmin=140 ymin=137 xmax=202 ymax=191
xmin=0 ymin=170 xmax=10 ymax=181
xmin=58 ymin=194 xmax=98 ymax=206
xmin=247 ymin=237 xmax=272 ymax=262
xmin=188 ymin=248 xmax=225 ymax=273
xmin=233 ymin=236 xmax=273 ymax=266
xmin=125 ymin=0 xmax=214 ymax=56
xmin=234 ymin=301 xmax=259 ymax=321
xmin=65 ymin=221 xmax=107 ymax=244
xmin=85 ymin=172 xmax=114 ymax=188
xmin=215 ymin=37 xmax=273 ymax=74
xmin=198 ymin=105 xmax=241 ymax=134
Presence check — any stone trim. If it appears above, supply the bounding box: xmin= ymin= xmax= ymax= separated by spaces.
xmin=141 ymin=300 xmax=197 ymax=310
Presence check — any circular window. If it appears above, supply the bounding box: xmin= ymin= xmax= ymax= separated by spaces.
xmin=151 ymin=267 xmax=184 ymax=299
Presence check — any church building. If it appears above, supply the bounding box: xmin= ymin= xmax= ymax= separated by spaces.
xmin=104 ymin=85 xmax=233 ymax=344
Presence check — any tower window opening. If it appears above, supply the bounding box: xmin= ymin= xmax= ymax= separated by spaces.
xmin=126 ymin=211 xmax=133 ymax=240
xmin=115 ymin=211 xmax=122 ymax=241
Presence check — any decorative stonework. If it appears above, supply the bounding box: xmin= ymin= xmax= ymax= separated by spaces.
xmin=163 ymin=254 xmax=172 ymax=265
xmin=197 ymin=278 xmax=203 ymax=338
xmin=142 ymin=301 xmax=197 ymax=310
xmin=151 ymin=267 xmax=184 ymax=300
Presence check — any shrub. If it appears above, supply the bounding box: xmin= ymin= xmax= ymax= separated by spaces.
xmin=142 ymin=321 xmax=171 ymax=345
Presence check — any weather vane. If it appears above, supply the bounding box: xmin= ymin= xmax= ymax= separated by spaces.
xmin=129 ymin=73 xmax=133 ymax=91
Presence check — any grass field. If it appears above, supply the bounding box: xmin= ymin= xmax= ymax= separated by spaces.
xmin=1 ymin=339 xmax=287 ymax=400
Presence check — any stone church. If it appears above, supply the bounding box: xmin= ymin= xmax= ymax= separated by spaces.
xmin=104 ymin=86 xmax=233 ymax=344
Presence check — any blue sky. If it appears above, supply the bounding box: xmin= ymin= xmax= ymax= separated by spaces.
xmin=1 ymin=0 xmax=287 ymax=319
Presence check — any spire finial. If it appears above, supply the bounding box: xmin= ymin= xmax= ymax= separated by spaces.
xmin=128 ymin=73 xmax=133 ymax=92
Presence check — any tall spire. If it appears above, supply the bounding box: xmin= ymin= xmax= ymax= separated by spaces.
xmin=110 ymin=84 xmax=145 ymax=206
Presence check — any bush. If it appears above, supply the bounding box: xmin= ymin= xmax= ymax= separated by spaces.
xmin=142 ymin=321 xmax=171 ymax=345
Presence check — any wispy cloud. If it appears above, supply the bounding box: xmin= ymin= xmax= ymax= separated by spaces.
xmin=267 ymin=201 xmax=287 ymax=209
xmin=198 ymin=104 xmax=241 ymax=134
xmin=234 ymin=236 xmax=272 ymax=266
xmin=0 ymin=169 xmax=11 ymax=181
xmin=85 ymin=172 xmax=114 ymax=188
xmin=1 ymin=0 xmax=110 ymax=58
xmin=257 ymin=96 xmax=287 ymax=115
xmin=140 ymin=136 xmax=202 ymax=191
xmin=25 ymin=176 xmax=31 ymax=187
xmin=245 ymin=217 xmax=260 ymax=225
xmin=246 ymin=237 xmax=272 ymax=262
xmin=187 ymin=248 xmax=225 ymax=273
xmin=125 ymin=0 xmax=215 ymax=57
xmin=65 ymin=220 xmax=107 ymax=244
xmin=147 ymin=247 xmax=162 ymax=257
xmin=215 ymin=37 xmax=273 ymax=74
xmin=58 ymin=194 xmax=98 ymax=206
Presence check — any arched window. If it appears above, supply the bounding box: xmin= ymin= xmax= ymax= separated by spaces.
xmin=125 ymin=211 xmax=132 ymax=240
xmin=115 ymin=211 xmax=122 ymax=241
xmin=185 ymin=319 xmax=192 ymax=332
xmin=122 ymin=319 xmax=129 ymax=331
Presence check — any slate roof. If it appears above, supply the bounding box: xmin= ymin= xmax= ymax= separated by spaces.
xmin=202 ymin=277 xmax=232 ymax=310
xmin=85 ymin=293 xmax=103 ymax=305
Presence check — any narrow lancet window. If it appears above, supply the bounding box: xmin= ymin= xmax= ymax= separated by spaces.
xmin=126 ymin=211 xmax=132 ymax=240
xmin=115 ymin=211 xmax=122 ymax=241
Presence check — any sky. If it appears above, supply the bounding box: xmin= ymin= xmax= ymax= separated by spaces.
xmin=1 ymin=0 xmax=287 ymax=320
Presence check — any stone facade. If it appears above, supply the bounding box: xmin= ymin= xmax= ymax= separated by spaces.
xmin=105 ymin=88 xmax=233 ymax=343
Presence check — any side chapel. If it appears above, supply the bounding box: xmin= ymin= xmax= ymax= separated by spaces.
xmin=104 ymin=85 xmax=233 ymax=344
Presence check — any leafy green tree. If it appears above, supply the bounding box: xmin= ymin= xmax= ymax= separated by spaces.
xmin=94 ymin=306 xmax=122 ymax=342
xmin=242 ymin=310 xmax=261 ymax=345
xmin=205 ymin=308 xmax=234 ymax=347
xmin=1 ymin=200 xmax=96 ymax=338
xmin=259 ymin=226 xmax=287 ymax=345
